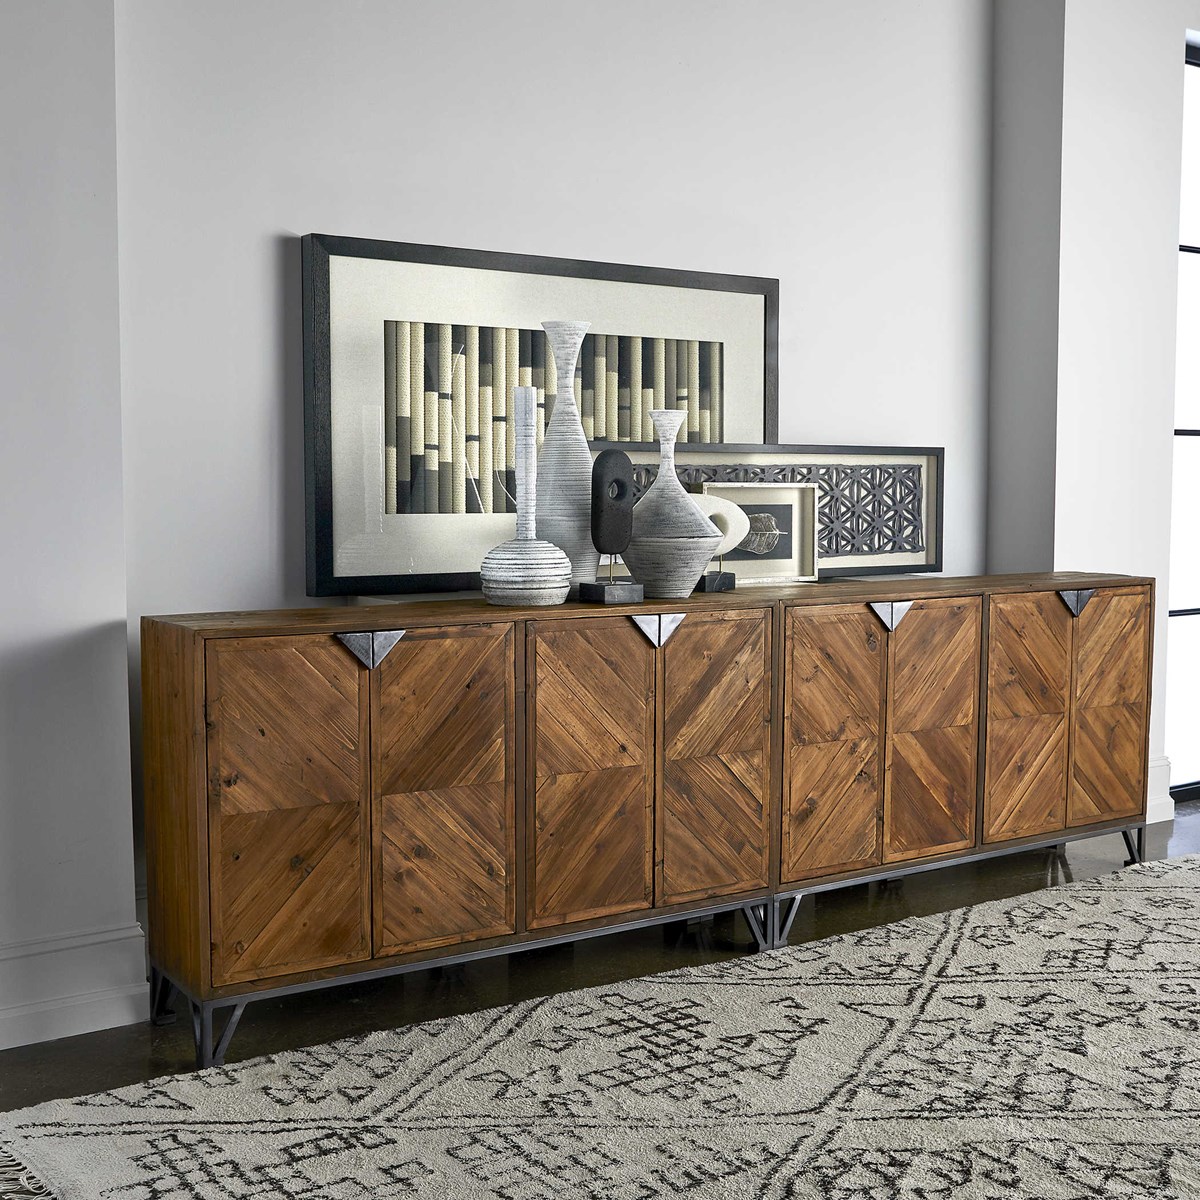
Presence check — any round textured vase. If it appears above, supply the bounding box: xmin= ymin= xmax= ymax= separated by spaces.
xmin=535 ymin=321 xmax=600 ymax=588
xmin=622 ymin=410 xmax=721 ymax=598
xmin=481 ymin=386 xmax=571 ymax=606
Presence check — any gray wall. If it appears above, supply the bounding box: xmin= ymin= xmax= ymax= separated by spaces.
xmin=986 ymin=0 xmax=1066 ymax=573
xmin=0 ymin=0 xmax=145 ymax=1046
xmin=114 ymin=0 xmax=993 ymax=636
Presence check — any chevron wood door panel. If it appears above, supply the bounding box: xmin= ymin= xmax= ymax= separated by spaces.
xmin=787 ymin=604 xmax=885 ymax=746
xmin=659 ymin=610 xmax=771 ymax=904
xmin=528 ymin=617 xmax=655 ymax=928
xmin=983 ymin=592 xmax=1071 ymax=842
xmin=782 ymin=604 xmax=885 ymax=882
xmin=374 ymin=624 xmax=515 ymax=956
xmin=1069 ymin=586 xmax=1151 ymax=826
xmin=206 ymin=636 xmax=370 ymax=986
xmin=883 ymin=597 xmax=980 ymax=863
xmin=783 ymin=738 xmax=880 ymax=881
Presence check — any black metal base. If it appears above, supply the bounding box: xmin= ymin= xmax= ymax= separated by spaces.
xmin=578 ymin=580 xmax=645 ymax=604
xmin=156 ymin=820 xmax=1148 ymax=1068
xmin=1122 ymin=826 xmax=1146 ymax=866
xmin=694 ymin=571 xmax=736 ymax=593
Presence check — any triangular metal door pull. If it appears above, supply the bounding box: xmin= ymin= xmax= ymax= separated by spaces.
xmin=371 ymin=630 xmax=406 ymax=665
xmin=631 ymin=615 xmax=661 ymax=646
xmin=628 ymin=614 xmax=686 ymax=647
xmin=659 ymin=613 xmax=687 ymax=645
xmin=337 ymin=632 xmax=375 ymax=669
xmin=868 ymin=602 xmax=893 ymax=631
xmin=1057 ymin=589 xmax=1096 ymax=618
xmin=337 ymin=629 xmax=406 ymax=668
xmin=869 ymin=601 xmax=916 ymax=632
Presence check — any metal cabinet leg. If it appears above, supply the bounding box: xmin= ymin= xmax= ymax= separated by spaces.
xmin=772 ymin=895 xmax=803 ymax=949
xmin=1122 ymin=827 xmax=1144 ymax=867
xmin=741 ymin=903 xmax=770 ymax=952
xmin=191 ymin=1002 xmax=213 ymax=1069
xmin=189 ymin=1001 xmax=246 ymax=1069
xmin=149 ymin=967 xmax=176 ymax=1026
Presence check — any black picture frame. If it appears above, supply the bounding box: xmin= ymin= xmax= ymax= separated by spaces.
xmin=623 ymin=442 xmax=945 ymax=579
xmin=302 ymin=233 xmax=779 ymax=596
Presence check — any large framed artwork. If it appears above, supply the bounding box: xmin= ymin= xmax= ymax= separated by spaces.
xmin=302 ymin=234 xmax=779 ymax=595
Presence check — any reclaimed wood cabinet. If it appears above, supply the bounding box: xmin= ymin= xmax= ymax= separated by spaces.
xmin=781 ymin=596 xmax=981 ymax=885
xmin=982 ymin=585 xmax=1151 ymax=842
xmin=143 ymin=572 xmax=1152 ymax=1068
xmin=526 ymin=607 xmax=772 ymax=927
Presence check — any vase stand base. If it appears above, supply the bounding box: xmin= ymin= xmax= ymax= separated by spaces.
xmin=579 ymin=581 xmax=645 ymax=604
xmin=694 ymin=571 xmax=736 ymax=593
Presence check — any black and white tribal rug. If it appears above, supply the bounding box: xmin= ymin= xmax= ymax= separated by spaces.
xmin=4 ymin=855 xmax=1200 ymax=1199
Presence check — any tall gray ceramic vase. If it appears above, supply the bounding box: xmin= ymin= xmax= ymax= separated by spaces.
xmin=622 ymin=409 xmax=721 ymax=599
xmin=480 ymin=386 xmax=571 ymax=606
xmin=536 ymin=321 xmax=599 ymax=588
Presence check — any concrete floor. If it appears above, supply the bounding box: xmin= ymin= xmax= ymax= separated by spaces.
xmin=2 ymin=806 xmax=1197 ymax=1113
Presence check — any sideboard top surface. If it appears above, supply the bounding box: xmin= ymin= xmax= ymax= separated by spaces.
xmin=142 ymin=572 xmax=1152 ymax=639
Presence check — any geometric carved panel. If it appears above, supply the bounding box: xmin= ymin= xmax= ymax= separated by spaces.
xmin=983 ymin=592 xmax=1071 ymax=842
xmin=374 ymin=624 xmax=515 ymax=956
xmin=632 ymin=462 xmax=927 ymax=557
xmin=883 ymin=597 xmax=980 ymax=863
xmin=659 ymin=610 xmax=770 ymax=904
xmin=783 ymin=603 xmax=886 ymax=882
xmin=1069 ymin=586 xmax=1151 ymax=827
xmin=205 ymin=636 xmax=371 ymax=986
xmin=529 ymin=617 xmax=655 ymax=929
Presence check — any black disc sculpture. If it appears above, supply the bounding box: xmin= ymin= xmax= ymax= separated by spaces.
xmin=579 ymin=449 xmax=644 ymax=603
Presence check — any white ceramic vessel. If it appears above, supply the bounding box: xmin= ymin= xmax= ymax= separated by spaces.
xmin=622 ymin=410 xmax=721 ymax=598
xmin=480 ymin=386 xmax=571 ymax=605
xmin=535 ymin=321 xmax=599 ymax=588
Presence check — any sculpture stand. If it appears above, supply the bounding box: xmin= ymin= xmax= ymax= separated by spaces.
xmin=695 ymin=554 xmax=736 ymax=593
xmin=579 ymin=558 xmax=644 ymax=604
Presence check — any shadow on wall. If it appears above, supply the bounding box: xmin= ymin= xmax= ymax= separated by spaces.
xmin=277 ymin=231 xmax=307 ymax=600
xmin=0 ymin=621 xmax=137 ymax=936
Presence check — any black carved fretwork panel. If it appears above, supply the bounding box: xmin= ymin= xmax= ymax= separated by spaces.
xmin=631 ymin=462 xmax=926 ymax=558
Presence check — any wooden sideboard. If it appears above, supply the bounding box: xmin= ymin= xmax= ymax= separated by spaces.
xmin=142 ymin=572 xmax=1153 ymax=1066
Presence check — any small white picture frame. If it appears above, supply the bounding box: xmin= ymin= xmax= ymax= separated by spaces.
xmin=701 ymin=481 xmax=819 ymax=584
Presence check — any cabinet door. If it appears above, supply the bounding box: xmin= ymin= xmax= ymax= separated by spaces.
xmin=528 ymin=617 xmax=655 ymax=928
xmin=206 ymin=636 xmax=370 ymax=986
xmin=659 ymin=609 xmax=771 ymax=904
xmin=373 ymin=624 xmax=515 ymax=956
xmin=1069 ymin=586 xmax=1151 ymax=826
xmin=883 ymin=597 xmax=981 ymax=862
xmin=782 ymin=604 xmax=886 ymax=883
xmin=983 ymin=592 xmax=1071 ymax=842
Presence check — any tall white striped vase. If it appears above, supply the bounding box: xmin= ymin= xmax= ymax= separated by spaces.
xmin=480 ymin=386 xmax=571 ymax=606
xmin=535 ymin=320 xmax=599 ymax=588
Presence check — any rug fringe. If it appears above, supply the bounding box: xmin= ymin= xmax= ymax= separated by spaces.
xmin=0 ymin=1146 xmax=55 ymax=1199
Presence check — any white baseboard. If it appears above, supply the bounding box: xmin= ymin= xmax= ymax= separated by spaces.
xmin=1147 ymin=755 xmax=1173 ymax=826
xmin=0 ymin=923 xmax=148 ymax=1050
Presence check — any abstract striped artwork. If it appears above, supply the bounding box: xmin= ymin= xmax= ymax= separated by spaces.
xmin=383 ymin=322 xmax=724 ymax=516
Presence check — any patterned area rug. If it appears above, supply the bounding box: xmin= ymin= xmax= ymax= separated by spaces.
xmin=4 ymin=856 xmax=1200 ymax=1199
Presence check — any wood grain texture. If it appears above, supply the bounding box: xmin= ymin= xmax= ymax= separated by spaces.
xmin=206 ymin=636 xmax=370 ymax=986
xmin=374 ymin=624 xmax=515 ymax=955
xmin=1068 ymin=586 xmax=1151 ymax=826
xmin=883 ymin=597 xmax=980 ymax=863
xmin=528 ymin=617 xmax=655 ymax=928
xmin=150 ymin=572 xmax=1147 ymax=638
xmin=782 ymin=604 xmax=885 ymax=883
xmin=983 ymin=591 xmax=1071 ymax=842
xmin=659 ymin=610 xmax=771 ymax=904
xmin=142 ymin=618 xmax=209 ymax=995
